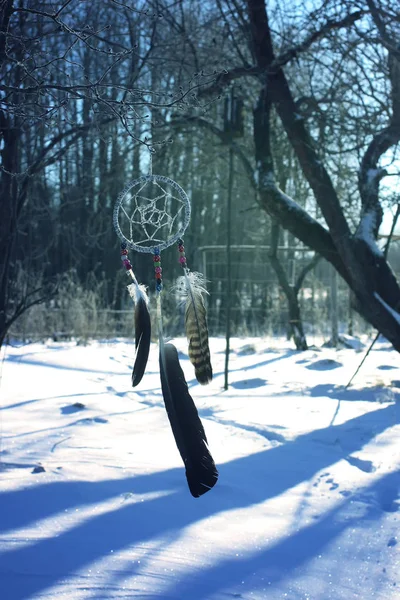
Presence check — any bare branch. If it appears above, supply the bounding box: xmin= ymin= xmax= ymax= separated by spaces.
xmin=270 ymin=10 xmax=365 ymax=73
xmin=169 ymin=114 xmax=257 ymax=189
xmin=294 ymin=253 xmax=321 ymax=294
xmin=366 ymin=0 xmax=400 ymax=62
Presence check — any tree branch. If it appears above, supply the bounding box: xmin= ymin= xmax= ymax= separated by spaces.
xmin=270 ymin=10 xmax=364 ymax=73
xmin=357 ymin=124 xmax=400 ymax=238
xmin=169 ymin=114 xmax=257 ymax=189
xmin=294 ymin=253 xmax=321 ymax=295
xmin=198 ymin=7 xmax=364 ymax=98
xmin=366 ymin=0 xmax=400 ymax=62
xmin=247 ymin=0 xmax=364 ymax=285
xmin=0 ymin=0 xmax=14 ymax=68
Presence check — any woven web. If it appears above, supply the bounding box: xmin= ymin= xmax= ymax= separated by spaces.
xmin=114 ymin=176 xmax=190 ymax=252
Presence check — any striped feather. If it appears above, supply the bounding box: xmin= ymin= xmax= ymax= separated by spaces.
xmin=127 ymin=282 xmax=151 ymax=387
xmin=177 ymin=271 xmax=212 ymax=385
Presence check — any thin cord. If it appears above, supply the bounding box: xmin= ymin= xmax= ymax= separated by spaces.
xmin=154 ymin=246 xmax=163 ymax=340
xmin=0 ymin=344 xmax=7 ymax=460
xmin=156 ymin=292 xmax=164 ymax=341
xmin=345 ymin=331 xmax=380 ymax=389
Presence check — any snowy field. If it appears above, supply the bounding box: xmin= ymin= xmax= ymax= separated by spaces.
xmin=0 ymin=335 xmax=399 ymax=600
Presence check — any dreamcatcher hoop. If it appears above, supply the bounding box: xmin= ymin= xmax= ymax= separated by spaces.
xmin=113 ymin=174 xmax=191 ymax=253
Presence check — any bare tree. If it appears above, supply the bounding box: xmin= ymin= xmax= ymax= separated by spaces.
xmin=0 ymin=0 xmax=218 ymax=347
xmin=245 ymin=0 xmax=400 ymax=350
xmin=180 ymin=0 xmax=400 ymax=350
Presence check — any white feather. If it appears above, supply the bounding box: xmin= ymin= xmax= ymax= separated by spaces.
xmin=175 ymin=271 xmax=209 ymax=303
xmin=127 ymin=282 xmax=149 ymax=305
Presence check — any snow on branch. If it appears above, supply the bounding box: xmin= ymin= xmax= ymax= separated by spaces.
xmin=256 ymin=165 xmax=327 ymax=228
xmin=355 ymin=207 xmax=383 ymax=257
xmin=374 ymin=292 xmax=400 ymax=327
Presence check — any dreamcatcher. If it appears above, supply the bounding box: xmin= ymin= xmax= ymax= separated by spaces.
xmin=113 ymin=164 xmax=218 ymax=498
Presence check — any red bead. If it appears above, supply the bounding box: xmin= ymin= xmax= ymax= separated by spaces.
xmin=153 ymin=255 xmax=161 ymax=262
xmin=178 ymin=245 xmax=184 ymax=252
xmin=121 ymin=248 xmax=128 ymax=255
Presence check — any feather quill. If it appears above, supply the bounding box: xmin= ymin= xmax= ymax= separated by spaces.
xmin=159 ymin=340 xmax=218 ymax=497
xmin=128 ymin=282 xmax=151 ymax=387
xmin=176 ymin=271 xmax=212 ymax=385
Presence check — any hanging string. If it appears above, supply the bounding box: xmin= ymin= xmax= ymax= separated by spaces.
xmin=148 ymin=146 xmax=153 ymax=177
xmin=153 ymin=246 xmax=162 ymax=292
xmin=177 ymin=238 xmax=187 ymax=269
xmin=154 ymin=245 xmax=164 ymax=339
xmin=120 ymin=241 xmax=138 ymax=285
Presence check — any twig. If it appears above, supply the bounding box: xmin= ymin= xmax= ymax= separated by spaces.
xmin=383 ymin=202 xmax=400 ymax=259
xmin=345 ymin=331 xmax=379 ymax=388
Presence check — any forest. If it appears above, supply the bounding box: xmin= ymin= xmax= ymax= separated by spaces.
xmin=1 ymin=0 xmax=400 ymax=351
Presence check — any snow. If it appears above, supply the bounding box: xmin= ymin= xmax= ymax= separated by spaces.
xmin=255 ymin=168 xmax=323 ymax=228
xmin=1 ymin=336 xmax=400 ymax=600
xmin=355 ymin=208 xmax=383 ymax=257
xmin=375 ymin=292 xmax=400 ymax=327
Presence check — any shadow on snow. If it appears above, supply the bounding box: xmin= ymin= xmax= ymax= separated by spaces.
xmin=0 ymin=403 xmax=398 ymax=599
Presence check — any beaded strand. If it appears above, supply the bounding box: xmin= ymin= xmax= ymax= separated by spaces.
xmin=120 ymin=242 xmax=132 ymax=272
xmin=154 ymin=246 xmax=162 ymax=292
xmin=177 ymin=238 xmax=187 ymax=269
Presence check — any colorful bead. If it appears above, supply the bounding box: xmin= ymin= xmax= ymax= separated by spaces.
xmin=121 ymin=242 xmax=127 ymax=250
xmin=121 ymin=248 xmax=128 ymax=256
xmin=123 ymin=259 xmax=132 ymax=270
xmin=152 ymin=247 xmax=162 ymax=289
xmin=177 ymin=239 xmax=187 ymax=267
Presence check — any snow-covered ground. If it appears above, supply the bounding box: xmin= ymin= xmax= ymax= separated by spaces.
xmin=0 ymin=336 xmax=399 ymax=600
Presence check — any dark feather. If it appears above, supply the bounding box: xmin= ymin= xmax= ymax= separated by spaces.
xmin=159 ymin=341 xmax=218 ymax=497
xmin=128 ymin=283 xmax=151 ymax=387
xmin=179 ymin=272 xmax=212 ymax=385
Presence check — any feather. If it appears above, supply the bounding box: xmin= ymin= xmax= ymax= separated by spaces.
xmin=128 ymin=282 xmax=151 ymax=387
xmin=176 ymin=271 xmax=212 ymax=385
xmin=159 ymin=340 xmax=218 ymax=497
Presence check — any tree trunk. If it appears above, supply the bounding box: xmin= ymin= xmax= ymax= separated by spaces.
xmin=268 ymin=220 xmax=308 ymax=350
xmin=247 ymin=0 xmax=400 ymax=353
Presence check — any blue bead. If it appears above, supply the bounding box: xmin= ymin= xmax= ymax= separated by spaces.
xmin=156 ymin=283 xmax=162 ymax=292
